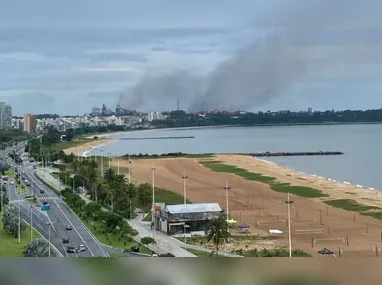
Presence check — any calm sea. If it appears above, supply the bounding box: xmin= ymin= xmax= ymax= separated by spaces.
xmin=92 ymin=124 xmax=382 ymax=190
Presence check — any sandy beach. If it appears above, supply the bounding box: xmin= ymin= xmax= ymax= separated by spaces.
xmin=110 ymin=154 xmax=382 ymax=256
xmin=63 ymin=138 xmax=115 ymax=155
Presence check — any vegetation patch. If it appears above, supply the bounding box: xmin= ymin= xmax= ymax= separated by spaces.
xmin=187 ymin=248 xmax=214 ymax=257
xmin=324 ymin=199 xmax=382 ymax=220
xmin=0 ymin=217 xmax=41 ymax=257
xmin=345 ymin=192 xmax=357 ymax=195
xmin=324 ymin=199 xmax=379 ymax=213
xmin=26 ymin=197 xmax=40 ymax=207
xmin=200 ymin=161 xmax=276 ymax=183
xmin=233 ymin=247 xmax=311 ymax=257
xmin=200 ymin=161 xmax=328 ymax=198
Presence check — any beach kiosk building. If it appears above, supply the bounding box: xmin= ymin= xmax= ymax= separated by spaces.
xmin=154 ymin=203 xmax=223 ymax=235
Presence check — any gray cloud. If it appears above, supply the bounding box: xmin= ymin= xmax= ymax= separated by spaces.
xmin=2 ymin=0 xmax=382 ymax=115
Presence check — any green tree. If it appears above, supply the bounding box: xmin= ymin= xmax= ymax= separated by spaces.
xmin=137 ymin=183 xmax=152 ymax=207
xmin=23 ymin=238 xmax=56 ymax=257
xmin=141 ymin=236 xmax=156 ymax=246
xmin=2 ymin=205 xmax=27 ymax=238
xmin=84 ymin=202 xmax=102 ymax=217
xmin=205 ymin=217 xmax=230 ymax=256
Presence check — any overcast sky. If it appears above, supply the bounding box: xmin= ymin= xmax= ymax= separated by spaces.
xmin=1 ymin=0 xmax=382 ymax=115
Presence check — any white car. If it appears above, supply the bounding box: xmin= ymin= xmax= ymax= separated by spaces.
xmin=10 ymin=181 xmax=14 ymax=185
xmin=78 ymin=245 xmax=86 ymax=252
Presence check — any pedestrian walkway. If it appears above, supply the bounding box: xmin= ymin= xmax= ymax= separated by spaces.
xmin=36 ymin=168 xmax=66 ymax=191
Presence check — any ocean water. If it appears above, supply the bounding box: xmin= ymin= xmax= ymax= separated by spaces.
xmin=93 ymin=124 xmax=382 ymax=190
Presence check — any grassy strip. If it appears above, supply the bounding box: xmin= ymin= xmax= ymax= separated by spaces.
xmin=324 ymin=199 xmax=382 ymax=219
xmin=122 ymin=153 xmax=214 ymax=160
xmin=200 ymin=161 xmax=328 ymax=198
xmin=235 ymin=248 xmax=311 ymax=257
xmin=35 ymin=173 xmax=61 ymax=194
xmin=0 ymin=218 xmax=41 ymax=257
xmin=26 ymin=197 xmax=40 ymax=207
xmin=5 ymin=169 xmax=16 ymax=178
xmin=81 ymin=218 xmax=152 ymax=255
xmin=187 ymin=248 xmax=214 ymax=257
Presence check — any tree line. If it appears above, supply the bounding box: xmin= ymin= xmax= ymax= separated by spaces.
xmin=58 ymin=159 xmax=152 ymax=219
xmin=150 ymin=109 xmax=382 ymax=128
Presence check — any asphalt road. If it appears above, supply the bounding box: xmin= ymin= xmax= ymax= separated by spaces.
xmin=22 ymin=169 xmax=108 ymax=257
xmin=1 ymin=143 xmax=107 ymax=257
xmin=1 ymin=142 xmax=142 ymax=258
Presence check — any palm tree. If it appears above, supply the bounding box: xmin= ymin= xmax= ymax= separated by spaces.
xmin=104 ymin=168 xmax=116 ymax=184
xmin=205 ymin=217 xmax=230 ymax=256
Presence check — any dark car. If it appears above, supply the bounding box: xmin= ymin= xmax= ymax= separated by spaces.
xmin=131 ymin=246 xmax=140 ymax=253
xmin=65 ymin=225 xmax=72 ymax=230
xmin=66 ymin=246 xmax=76 ymax=253
xmin=62 ymin=238 xmax=69 ymax=244
xmin=42 ymin=201 xmax=48 ymax=205
xmin=40 ymin=190 xmax=45 ymax=194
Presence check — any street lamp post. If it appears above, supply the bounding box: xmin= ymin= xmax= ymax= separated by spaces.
xmin=224 ymin=180 xmax=231 ymax=221
xmin=151 ymin=164 xmax=156 ymax=241
xmin=285 ymin=192 xmax=294 ymax=258
xmin=18 ymin=193 xmax=21 ymax=244
xmin=100 ymin=150 xmax=104 ymax=177
xmin=224 ymin=180 xmax=231 ymax=234
xmin=108 ymin=152 xmax=111 ymax=169
xmin=48 ymin=222 xmax=51 ymax=257
xmin=30 ymin=205 xmax=33 ymax=241
xmin=1 ymin=179 xmax=3 ymax=214
xmin=182 ymin=171 xmax=188 ymax=205
xmin=117 ymin=156 xmax=120 ymax=174
xmin=128 ymin=159 xmax=132 ymax=183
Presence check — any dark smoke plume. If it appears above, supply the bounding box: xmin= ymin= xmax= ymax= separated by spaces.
xmin=118 ymin=1 xmax=381 ymax=112
xmin=118 ymin=33 xmax=310 ymax=112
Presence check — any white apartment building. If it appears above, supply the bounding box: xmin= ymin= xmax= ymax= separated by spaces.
xmin=0 ymin=102 xmax=12 ymax=130
xmin=147 ymin=112 xmax=166 ymax=122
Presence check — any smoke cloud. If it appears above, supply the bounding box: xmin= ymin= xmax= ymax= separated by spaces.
xmin=118 ymin=1 xmax=381 ymax=112
xmin=118 ymin=34 xmax=311 ymax=112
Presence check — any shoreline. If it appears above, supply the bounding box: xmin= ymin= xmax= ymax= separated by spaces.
xmin=63 ymin=138 xmax=116 ymax=156
xmin=216 ymin=154 xmax=382 ymax=208
xmin=256 ymin=157 xmax=379 ymax=193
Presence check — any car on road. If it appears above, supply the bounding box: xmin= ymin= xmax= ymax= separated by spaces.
xmin=65 ymin=225 xmax=72 ymax=230
xmin=62 ymin=238 xmax=69 ymax=244
xmin=40 ymin=190 xmax=45 ymax=194
xmin=78 ymin=245 xmax=86 ymax=252
xmin=130 ymin=246 xmax=140 ymax=253
xmin=42 ymin=201 xmax=48 ymax=205
xmin=66 ymin=246 xmax=76 ymax=253
xmin=10 ymin=181 xmax=14 ymax=185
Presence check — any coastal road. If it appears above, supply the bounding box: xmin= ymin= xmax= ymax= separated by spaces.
xmin=22 ymin=169 xmax=108 ymax=257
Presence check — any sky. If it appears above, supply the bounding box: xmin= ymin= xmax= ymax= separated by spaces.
xmin=1 ymin=0 xmax=382 ymax=115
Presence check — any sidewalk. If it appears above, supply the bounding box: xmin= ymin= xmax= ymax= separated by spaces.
xmin=36 ymin=168 xmax=66 ymax=191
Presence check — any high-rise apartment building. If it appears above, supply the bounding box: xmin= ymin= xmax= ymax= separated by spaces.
xmin=24 ymin=113 xmax=37 ymax=133
xmin=0 ymin=102 xmax=12 ymax=130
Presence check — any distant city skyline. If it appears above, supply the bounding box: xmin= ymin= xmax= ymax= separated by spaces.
xmin=1 ymin=1 xmax=382 ymax=115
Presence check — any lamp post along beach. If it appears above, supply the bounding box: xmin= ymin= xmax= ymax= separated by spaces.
xmin=151 ymin=164 xmax=156 ymax=241
xmin=182 ymin=171 xmax=188 ymax=205
xmin=285 ymin=192 xmax=294 ymax=257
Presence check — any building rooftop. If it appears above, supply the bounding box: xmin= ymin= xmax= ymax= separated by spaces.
xmin=164 ymin=203 xmax=222 ymax=214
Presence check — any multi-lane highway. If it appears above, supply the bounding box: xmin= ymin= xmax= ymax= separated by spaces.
xmin=1 ymin=142 xmax=108 ymax=257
